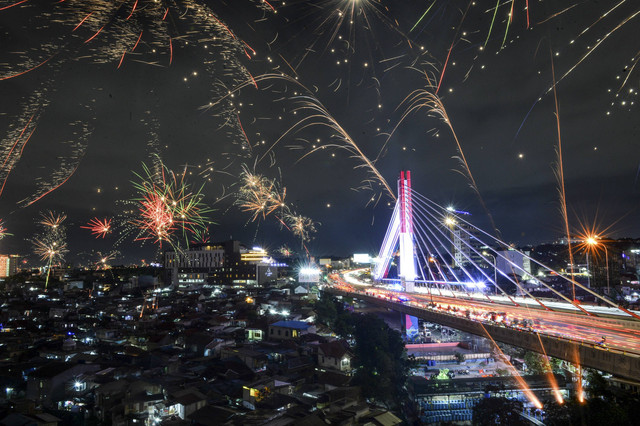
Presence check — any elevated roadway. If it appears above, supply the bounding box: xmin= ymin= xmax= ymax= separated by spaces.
xmin=326 ymin=276 xmax=640 ymax=381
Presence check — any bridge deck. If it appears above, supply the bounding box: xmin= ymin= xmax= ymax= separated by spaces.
xmin=326 ymin=287 xmax=640 ymax=381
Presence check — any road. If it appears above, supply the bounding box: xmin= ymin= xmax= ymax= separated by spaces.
xmin=329 ymin=270 xmax=640 ymax=355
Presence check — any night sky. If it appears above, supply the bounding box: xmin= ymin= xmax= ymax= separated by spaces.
xmin=0 ymin=0 xmax=638 ymax=265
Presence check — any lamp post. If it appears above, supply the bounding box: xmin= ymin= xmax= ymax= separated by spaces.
xmin=585 ymin=251 xmax=591 ymax=288
xmin=603 ymin=244 xmax=610 ymax=296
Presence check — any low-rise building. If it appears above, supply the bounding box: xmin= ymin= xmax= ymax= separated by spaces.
xmin=268 ymin=320 xmax=316 ymax=340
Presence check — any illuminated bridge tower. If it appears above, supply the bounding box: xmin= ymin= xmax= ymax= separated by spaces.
xmin=374 ymin=171 xmax=418 ymax=292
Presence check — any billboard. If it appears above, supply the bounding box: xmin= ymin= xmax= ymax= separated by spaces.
xmin=257 ymin=264 xmax=278 ymax=285
xmin=403 ymin=314 xmax=420 ymax=338
xmin=298 ymin=267 xmax=320 ymax=283
xmin=352 ymin=253 xmax=371 ymax=264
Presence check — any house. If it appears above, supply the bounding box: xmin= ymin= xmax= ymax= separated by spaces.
xmin=242 ymin=377 xmax=295 ymax=410
xmin=95 ymin=379 xmax=162 ymax=424
xmin=220 ymin=346 xmax=268 ymax=371
xmin=317 ymin=341 xmax=352 ymax=373
xmin=268 ymin=321 xmax=316 ymax=340
xmin=293 ymin=285 xmax=309 ymax=295
xmin=169 ymin=388 xmax=208 ymax=420
xmin=184 ymin=332 xmax=216 ymax=356
xmin=26 ymin=362 xmax=101 ymax=408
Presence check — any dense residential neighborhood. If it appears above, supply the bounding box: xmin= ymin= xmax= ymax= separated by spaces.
xmin=0 ymin=256 xmax=405 ymax=426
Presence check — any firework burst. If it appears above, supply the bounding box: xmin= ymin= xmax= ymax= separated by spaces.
xmin=278 ymin=245 xmax=294 ymax=257
xmin=285 ymin=213 xmax=317 ymax=244
xmin=81 ymin=217 xmax=112 ymax=238
xmin=31 ymin=209 xmax=68 ymax=288
xmin=237 ymin=165 xmax=288 ymax=222
xmin=33 ymin=237 xmax=68 ymax=263
xmin=39 ymin=210 xmax=67 ymax=229
xmin=95 ymin=250 xmax=119 ymax=269
xmin=0 ymin=219 xmax=9 ymax=240
xmin=129 ymin=160 xmax=212 ymax=248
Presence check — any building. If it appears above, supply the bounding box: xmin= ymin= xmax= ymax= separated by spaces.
xmin=268 ymin=320 xmax=316 ymax=340
xmin=496 ymin=249 xmax=532 ymax=280
xmin=164 ymin=240 xmax=283 ymax=289
xmin=0 ymin=254 xmax=19 ymax=278
xmin=451 ymin=223 xmax=483 ymax=268
xmin=317 ymin=341 xmax=352 ymax=372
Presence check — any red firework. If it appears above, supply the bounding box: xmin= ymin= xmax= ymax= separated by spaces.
xmin=81 ymin=217 xmax=112 ymax=238
xmin=0 ymin=219 xmax=8 ymax=240
xmin=134 ymin=190 xmax=176 ymax=243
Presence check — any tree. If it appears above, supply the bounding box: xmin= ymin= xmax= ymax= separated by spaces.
xmin=314 ymin=292 xmax=337 ymax=327
xmin=472 ymin=397 xmax=527 ymax=426
xmin=524 ymin=352 xmax=552 ymax=374
xmin=544 ymin=396 xmax=630 ymax=426
xmin=351 ymin=313 xmax=408 ymax=410
xmin=544 ymin=370 xmax=637 ymax=425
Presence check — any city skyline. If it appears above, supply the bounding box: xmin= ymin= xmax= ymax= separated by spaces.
xmin=0 ymin=1 xmax=638 ymax=264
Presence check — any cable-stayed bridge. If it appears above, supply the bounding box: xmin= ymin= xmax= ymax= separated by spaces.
xmin=326 ymin=171 xmax=640 ymax=381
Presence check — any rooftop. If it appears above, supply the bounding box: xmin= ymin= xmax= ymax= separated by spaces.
xmin=270 ymin=321 xmax=312 ymax=330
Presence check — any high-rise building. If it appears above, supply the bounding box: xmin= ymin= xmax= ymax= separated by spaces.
xmin=451 ymin=223 xmax=483 ymax=268
xmin=0 ymin=254 xmax=19 ymax=278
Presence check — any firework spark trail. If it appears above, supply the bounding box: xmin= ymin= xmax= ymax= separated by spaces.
xmin=550 ymin=52 xmax=577 ymax=301
xmin=535 ymin=3 xmax=578 ymax=25
xmin=33 ymin=237 xmax=68 ymax=262
xmin=548 ymin=6 xmax=640 ymax=94
xmin=410 ymin=1 xmax=436 ymax=33
xmin=534 ymin=332 xmax=564 ymax=404
xmin=484 ymin=0 xmax=501 ymax=47
xmin=0 ymin=0 xmax=29 ymax=11
xmin=279 ymin=0 xmax=421 ymax=94
xmin=73 ymin=11 xmax=94 ymax=31
xmin=501 ymin=0 xmax=516 ymax=48
xmin=247 ymin=80 xmax=394 ymax=200
xmin=435 ymin=1 xmax=471 ymax=95
xmin=0 ymin=114 xmax=35 ymax=170
xmin=19 ymin=119 xmax=91 ymax=207
xmin=478 ymin=322 xmax=543 ymax=409
xmin=386 ymin=75 xmax=499 ymax=236
xmin=1 ymin=0 xmax=256 ymax=209
xmin=0 ymin=114 xmax=37 ymax=197
xmin=0 ymin=55 xmax=55 ymax=81
xmin=285 ymin=96 xmax=395 ymax=200
xmin=204 ymin=72 xmax=394 ymax=201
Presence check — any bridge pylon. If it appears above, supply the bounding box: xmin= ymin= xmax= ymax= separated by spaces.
xmin=374 ymin=171 xmax=418 ymax=292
